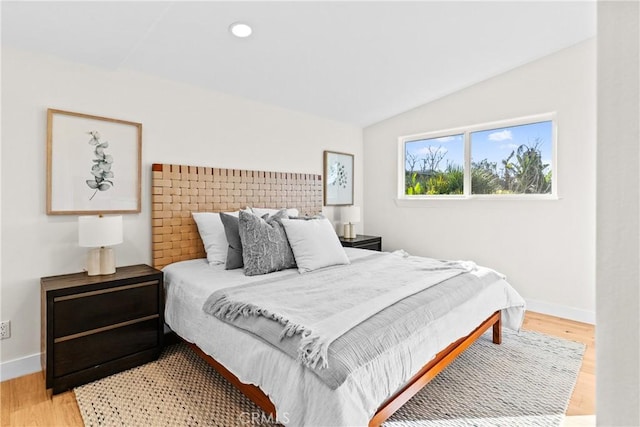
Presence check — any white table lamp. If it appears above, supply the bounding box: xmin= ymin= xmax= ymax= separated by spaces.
xmin=342 ymin=206 xmax=360 ymax=239
xmin=78 ymin=215 xmax=123 ymax=276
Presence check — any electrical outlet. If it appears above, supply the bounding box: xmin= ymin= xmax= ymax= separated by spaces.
xmin=0 ymin=320 xmax=10 ymax=339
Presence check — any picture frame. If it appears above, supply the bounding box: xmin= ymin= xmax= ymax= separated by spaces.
xmin=46 ymin=109 xmax=142 ymax=215
xmin=323 ymin=150 xmax=354 ymax=206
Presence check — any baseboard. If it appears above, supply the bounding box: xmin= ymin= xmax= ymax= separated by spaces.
xmin=525 ymin=298 xmax=595 ymax=325
xmin=0 ymin=352 xmax=41 ymax=381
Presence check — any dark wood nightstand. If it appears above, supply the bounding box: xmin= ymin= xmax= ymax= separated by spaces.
xmin=41 ymin=264 xmax=164 ymax=394
xmin=339 ymin=234 xmax=382 ymax=251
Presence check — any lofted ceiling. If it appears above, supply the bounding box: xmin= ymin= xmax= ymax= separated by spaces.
xmin=1 ymin=1 xmax=596 ymax=127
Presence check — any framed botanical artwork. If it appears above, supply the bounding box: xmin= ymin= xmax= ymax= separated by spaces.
xmin=323 ymin=150 xmax=354 ymax=206
xmin=46 ymin=109 xmax=142 ymax=215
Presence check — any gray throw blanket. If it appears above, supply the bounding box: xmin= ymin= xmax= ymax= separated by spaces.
xmin=203 ymin=251 xmax=476 ymax=380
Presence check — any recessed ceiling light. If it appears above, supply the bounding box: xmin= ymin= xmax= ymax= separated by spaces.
xmin=229 ymin=22 xmax=252 ymax=38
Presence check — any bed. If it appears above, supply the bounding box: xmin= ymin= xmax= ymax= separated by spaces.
xmin=151 ymin=163 xmax=525 ymax=426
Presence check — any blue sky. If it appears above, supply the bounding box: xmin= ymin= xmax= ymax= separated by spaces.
xmin=471 ymin=121 xmax=553 ymax=170
xmin=405 ymin=134 xmax=464 ymax=172
xmin=405 ymin=120 xmax=553 ymax=173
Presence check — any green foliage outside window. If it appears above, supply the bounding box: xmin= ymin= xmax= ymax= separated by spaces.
xmin=405 ymin=139 xmax=551 ymax=196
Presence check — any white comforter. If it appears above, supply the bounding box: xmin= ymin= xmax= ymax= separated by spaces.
xmin=163 ymin=248 xmax=525 ymax=426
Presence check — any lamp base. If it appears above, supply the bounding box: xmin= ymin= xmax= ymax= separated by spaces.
xmin=100 ymin=247 xmax=116 ymax=274
xmin=86 ymin=247 xmax=116 ymax=276
xmin=343 ymin=223 xmax=356 ymax=239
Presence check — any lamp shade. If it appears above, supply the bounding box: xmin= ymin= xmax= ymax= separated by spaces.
xmin=78 ymin=215 xmax=123 ymax=247
xmin=342 ymin=206 xmax=361 ymax=224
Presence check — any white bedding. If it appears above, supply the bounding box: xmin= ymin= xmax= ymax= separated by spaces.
xmin=163 ymin=248 xmax=525 ymax=426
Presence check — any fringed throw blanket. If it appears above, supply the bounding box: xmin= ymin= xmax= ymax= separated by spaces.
xmin=203 ymin=251 xmax=476 ymax=383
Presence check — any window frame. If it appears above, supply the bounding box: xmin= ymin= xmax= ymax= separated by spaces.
xmin=397 ymin=113 xmax=558 ymax=201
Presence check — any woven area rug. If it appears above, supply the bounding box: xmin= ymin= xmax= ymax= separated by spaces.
xmin=75 ymin=329 xmax=585 ymax=427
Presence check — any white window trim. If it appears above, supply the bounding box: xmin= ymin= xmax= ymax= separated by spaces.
xmin=397 ymin=112 xmax=558 ymax=201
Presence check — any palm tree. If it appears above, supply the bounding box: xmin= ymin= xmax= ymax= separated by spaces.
xmin=509 ymin=139 xmax=551 ymax=193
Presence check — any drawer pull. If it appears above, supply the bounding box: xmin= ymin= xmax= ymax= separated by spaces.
xmin=54 ymin=314 xmax=159 ymax=343
xmin=54 ymin=281 xmax=158 ymax=302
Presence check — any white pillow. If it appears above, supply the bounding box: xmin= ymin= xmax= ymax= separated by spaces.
xmin=192 ymin=211 xmax=239 ymax=265
xmin=251 ymin=207 xmax=299 ymax=218
xmin=280 ymin=217 xmax=350 ymax=273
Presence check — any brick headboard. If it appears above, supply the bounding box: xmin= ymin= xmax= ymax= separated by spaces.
xmin=151 ymin=163 xmax=323 ymax=269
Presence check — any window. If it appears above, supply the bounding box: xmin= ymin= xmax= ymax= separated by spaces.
xmin=405 ymin=134 xmax=464 ymax=195
xmin=399 ymin=114 xmax=556 ymax=198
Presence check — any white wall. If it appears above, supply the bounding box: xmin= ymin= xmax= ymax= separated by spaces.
xmin=363 ymin=39 xmax=596 ymax=322
xmin=0 ymin=47 xmax=363 ymax=376
xmin=596 ymin=1 xmax=640 ymax=425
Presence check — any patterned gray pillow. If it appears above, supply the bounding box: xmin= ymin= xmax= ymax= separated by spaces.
xmin=239 ymin=209 xmax=296 ymax=276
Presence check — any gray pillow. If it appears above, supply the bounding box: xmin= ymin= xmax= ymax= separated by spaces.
xmin=239 ymin=209 xmax=296 ymax=276
xmin=219 ymin=212 xmax=243 ymax=270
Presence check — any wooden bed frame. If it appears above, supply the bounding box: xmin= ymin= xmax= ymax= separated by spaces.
xmin=151 ymin=163 xmax=502 ymax=426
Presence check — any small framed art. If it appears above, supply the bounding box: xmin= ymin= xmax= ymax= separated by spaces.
xmin=46 ymin=109 xmax=142 ymax=215
xmin=323 ymin=150 xmax=354 ymax=206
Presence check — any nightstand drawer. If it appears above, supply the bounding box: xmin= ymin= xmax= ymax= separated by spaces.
xmin=357 ymin=242 xmax=382 ymax=251
xmin=53 ymin=280 xmax=160 ymax=338
xmin=53 ymin=317 xmax=159 ymax=377
xmin=339 ymin=235 xmax=382 ymax=251
xmin=42 ymin=264 xmax=164 ymax=392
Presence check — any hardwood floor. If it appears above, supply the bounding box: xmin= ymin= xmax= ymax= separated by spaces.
xmin=1 ymin=311 xmax=595 ymax=426
xmin=0 ymin=371 xmax=82 ymax=426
